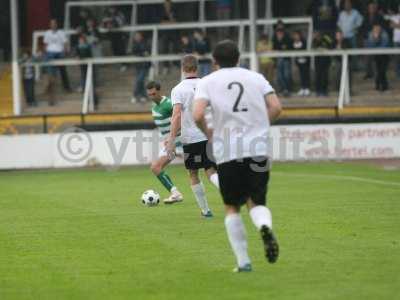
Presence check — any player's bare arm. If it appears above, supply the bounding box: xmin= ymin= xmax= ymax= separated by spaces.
xmin=167 ymin=104 xmax=182 ymax=158
xmin=193 ymin=99 xmax=213 ymax=140
xmin=265 ymin=92 xmax=282 ymax=123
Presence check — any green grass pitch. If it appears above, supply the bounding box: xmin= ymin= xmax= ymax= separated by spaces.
xmin=0 ymin=162 xmax=399 ymax=300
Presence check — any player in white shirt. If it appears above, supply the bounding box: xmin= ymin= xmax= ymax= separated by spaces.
xmin=167 ymin=55 xmax=220 ymax=218
xmin=193 ymin=40 xmax=282 ymax=272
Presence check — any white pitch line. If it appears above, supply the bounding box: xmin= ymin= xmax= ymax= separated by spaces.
xmin=274 ymin=172 xmax=400 ymax=188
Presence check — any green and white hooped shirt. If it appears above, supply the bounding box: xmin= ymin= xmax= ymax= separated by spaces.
xmin=151 ymin=96 xmax=182 ymax=147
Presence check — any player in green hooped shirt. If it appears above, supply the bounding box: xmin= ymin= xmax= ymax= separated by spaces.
xmin=146 ymin=81 xmax=184 ymax=204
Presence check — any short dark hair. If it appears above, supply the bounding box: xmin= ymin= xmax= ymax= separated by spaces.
xmin=182 ymin=54 xmax=198 ymax=72
xmin=146 ymin=81 xmax=161 ymax=90
xmin=212 ymin=40 xmax=240 ymax=68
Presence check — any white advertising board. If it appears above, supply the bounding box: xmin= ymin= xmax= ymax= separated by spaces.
xmin=0 ymin=123 xmax=399 ymax=170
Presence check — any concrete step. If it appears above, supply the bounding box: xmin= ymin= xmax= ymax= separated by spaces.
xmin=21 ymin=63 xmax=400 ymax=116
xmin=97 ymin=102 xmax=151 ymax=113
xmin=22 ymin=100 xmax=82 ymax=115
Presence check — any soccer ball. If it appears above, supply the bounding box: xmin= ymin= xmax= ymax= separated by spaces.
xmin=141 ymin=190 xmax=160 ymax=207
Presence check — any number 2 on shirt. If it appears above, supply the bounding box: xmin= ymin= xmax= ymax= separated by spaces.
xmin=228 ymin=82 xmax=248 ymax=112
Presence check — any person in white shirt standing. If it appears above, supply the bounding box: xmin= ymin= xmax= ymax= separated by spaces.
xmin=43 ymin=19 xmax=72 ymax=94
xmin=167 ymin=55 xmax=219 ymax=218
xmin=193 ymin=40 xmax=282 ymax=272
xmin=337 ymin=0 xmax=363 ymax=49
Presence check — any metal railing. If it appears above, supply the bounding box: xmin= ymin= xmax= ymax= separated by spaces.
xmin=25 ymin=47 xmax=400 ymax=115
xmin=257 ymin=48 xmax=400 ymax=109
xmin=32 ymin=17 xmax=313 ymax=80
xmin=33 ymin=17 xmax=313 ymax=54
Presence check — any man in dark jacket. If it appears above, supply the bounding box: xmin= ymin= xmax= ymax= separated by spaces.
xmin=310 ymin=0 xmax=339 ymax=36
xmin=361 ymin=2 xmax=386 ymax=79
xmin=102 ymin=7 xmax=128 ymax=72
xmin=313 ymin=31 xmax=334 ymax=96
xmin=368 ymin=23 xmax=390 ymax=91
xmin=131 ymin=32 xmax=151 ymax=103
xmin=159 ymin=0 xmax=178 ymax=75
xmin=193 ymin=30 xmax=211 ymax=77
xmin=292 ymin=30 xmax=311 ymax=96
xmin=273 ymin=27 xmax=292 ymax=96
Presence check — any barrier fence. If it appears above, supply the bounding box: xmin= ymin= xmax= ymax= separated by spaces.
xmin=23 ymin=47 xmax=400 ymax=114
xmin=31 ymin=16 xmax=312 ymax=92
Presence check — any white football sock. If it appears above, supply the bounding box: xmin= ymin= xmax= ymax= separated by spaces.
xmin=249 ymin=205 xmax=272 ymax=230
xmin=209 ymin=173 xmax=220 ymax=189
xmin=191 ymin=182 xmax=210 ymax=213
xmin=225 ymin=214 xmax=251 ymax=267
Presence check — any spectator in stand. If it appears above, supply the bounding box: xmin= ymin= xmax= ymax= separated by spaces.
xmin=292 ymin=30 xmax=311 ymax=96
xmin=334 ymin=29 xmax=353 ymax=91
xmin=75 ymin=9 xmax=92 ymax=32
xmin=75 ymin=34 xmax=99 ymax=109
xmin=216 ymin=0 xmax=232 ymax=20
xmin=368 ymin=23 xmax=390 ymax=92
xmin=85 ymin=19 xmax=103 ymax=58
xmin=43 ymin=19 xmax=72 ymax=95
xmin=180 ymin=34 xmax=194 ymax=54
xmin=257 ymin=34 xmax=274 ymax=85
xmin=389 ymin=4 xmax=400 ymax=78
xmin=310 ymin=0 xmax=339 ymax=36
xmin=20 ymin=50 xmax=37 ymax=107
xmin=131 ymin=32 xmax=151 ymax=103
xmin=161 ymin=0 xmax=176 ymax=23
xmin=85 ymin=19 xmax=102 ymax=90
xmin=71 ymin=9 xmax=92 ymax=48
xmin=216 ymin=0 xmax=232 ymax=38
xmin=0 ymin=9 xmax=10 ymax=61
xmin=102 ymin=7 xmax=128 ymax=72
xmin=361 ymin=2 xmax=385 ymax=79
xmin=337 ymin=0 xmax=363 ymax=48
xmin=313 ymin=31 xmax=334 ymax=97
xmin=160 ymin=0 xmax=178 ymax=75
xmin=76 ymin=34 xmax=92 ymax=93
xmin=275 ymin=19 xmax=286 ymax=31
xmin=193 ymin=30 xmax=211 ymax=77
xmin=273 ymin=26 xmax=292 ymax=96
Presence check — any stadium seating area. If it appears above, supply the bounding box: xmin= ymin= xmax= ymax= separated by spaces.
xmin=1 ymin=0 xmax=399 ymax=120
xmin=20 ymin=60 xmax=400 ymax=115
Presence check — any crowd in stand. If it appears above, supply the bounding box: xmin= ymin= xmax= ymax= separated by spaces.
xmin=29 ymin=0 xmax=218 ymax=106
xmin=24 ymin=0 xmax=400 ymax=108
xmin=261 ymin=0 xmax=400 ymax=97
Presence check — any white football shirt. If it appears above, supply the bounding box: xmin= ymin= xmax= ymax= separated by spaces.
xmin=171 ymin=78 xmax=208 ymax=145
xmin=194 ymin=67 xmax=274 ymax=164
xmin=44 ymin=30 xmax=67 ymax=53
